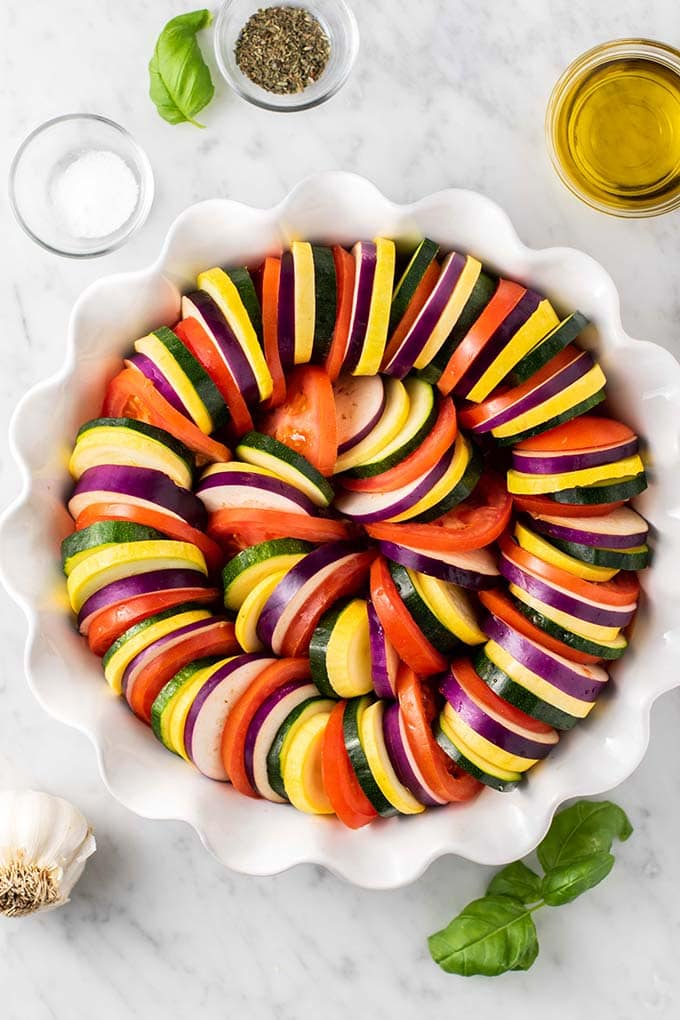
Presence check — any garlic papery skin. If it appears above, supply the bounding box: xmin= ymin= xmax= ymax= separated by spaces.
xmin=0 ymin=790 xmax=95 ymax=918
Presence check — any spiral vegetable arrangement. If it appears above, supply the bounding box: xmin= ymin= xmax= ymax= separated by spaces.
xmin=61 ymin=238 xmax=649 ymax=826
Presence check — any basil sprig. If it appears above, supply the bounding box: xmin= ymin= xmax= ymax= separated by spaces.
xmin=428 ymin=800 xmax=632 ymax=977
xmin=149 ymin=9 xmax=215 ymax=127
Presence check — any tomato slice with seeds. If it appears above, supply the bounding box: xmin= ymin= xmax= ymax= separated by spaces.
xmin=207 ymin=508 xmax=353 ymax=554
xmin=102 ymin=368 xmax=230 ymax=464
xmin=260 ymin=364 xmax=338 ymax=476
xmin=366 ymin=471 xmax=512 ymax=552
xmin=396 ymin=666 xmax=481 ymax=803
xmin=369 ymin=557 xmax=447 ymax=676
xmin=322 ymin=700 xmax=378 ymax=828
xmin=221 ymin=658 xmax=311 ymax=797
xmin=87 ymin=588 xmax=220 ymax=658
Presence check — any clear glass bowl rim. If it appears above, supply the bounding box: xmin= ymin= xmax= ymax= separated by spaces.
xmin=545 ymin=37 xmax=680 ymax=218
xmin=213 ymin=0 xmax=360 ymax=112
xmin=8 ymin=112 xmax=155 ymax=258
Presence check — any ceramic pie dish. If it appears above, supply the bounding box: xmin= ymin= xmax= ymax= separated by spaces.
xmin=2 ymin=172 xmax=680 ymax=889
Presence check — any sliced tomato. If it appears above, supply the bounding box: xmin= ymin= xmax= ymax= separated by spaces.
xmin=477 ymin=588 xmax=601 ymax=665
xmin=322 ymin=700 xmax=378 ymax=828
xmin=127 ymin=619 xmax=239 ymax=724
xmin=74 ymin=502 xmax=224 ymax=575
xmin=514 ymin=415 xmax=636 ymax=452
xmin=380 ymin=260 xmax=442 ymax=370
xmin=340 ymin=397 xmax=458 ymax=493
xmin=370 ymin=557 xmax=447 ymax=676
xmin=259 ymin=364 xmax=338 ymax=476
xmin=221 ymin=657 xmax=311 ymax=797
xmin=281 ymin=550 xmax=376 ymax=657
xmin=102 ymin=368 xmax=230 ymax=464
xmin=366 ymin=471 xmax=512 ymax=552
xmin=87 ymin=588 xmax=220 ymax=657
xmin=324 ymin=246 xmax=355 ymax=383
xmin=449 ymin=657 xmax=555 ymax=732
xmin=512 ymin=493 xmax=626 ymax=518
xmin=499 ymin=533 xmax=641 ymax=606
xmin=437 ymin=279 xmax=524 ymax=395
xmin=175 ymin=318 xmax=254 ymax=438
xmin=396 ymin=666 xmax=481 ymax=802
xmin=207 ymin=508 xmax=353 ymax=554
xmin=261 ymin=256 xmax=287 ymax=410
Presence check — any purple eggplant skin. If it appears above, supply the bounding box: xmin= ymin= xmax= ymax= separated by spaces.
xmin=378 ymin=541 xmax=498 ymax=590
xmin=439 ymin=669 xmax=557 ymax=760
xmin=334 ymin=448 xmax=451 ymax=524
xmin=382 ymin=701 xmax=440 ymax=806
xmin=77 ymin=568 xmax=210 ymax=632
xmin=511 ymin=436 xmax=639 ymax=476
xmin=470 ymin=350 xmax=595 ymax=433
xmin=483 ymin=616 xmax=608 ymax=701
xmin=183 ymin=290 xmax=260 ymax=405
xmin=243 ymin=680 xmax=307 ymax=790
xmin=498 ymin=552 xmax=637 ymax=627
xmin=343 ymin=242 xmax=378 ymax=373
xmin=528 ymin=512 xmax=648 ymax=550
xmin=197 ymin=469 xmax=317 ymax=515
xmin=126 ymin=354 xmax=190 ymax=416
xmin=257 ymin=542 xmax=361 ymax=647
xmin=453 ymin=289 xmax=542 ymax=398
xmin=368 ymin=602 xmax=396 ymax=699
xmin=384 ymin=252 xmax=467 ymax=379
xmin=69 ymin=465 xmax=207 ymax=529
xmin=277 ymin=251 xmax=296 ymax=370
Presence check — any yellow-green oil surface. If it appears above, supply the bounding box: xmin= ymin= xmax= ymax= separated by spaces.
xmin=553 ymin=58 xmax=680 ymax=211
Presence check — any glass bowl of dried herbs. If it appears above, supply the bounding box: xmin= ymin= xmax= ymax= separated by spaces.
xmin=214 ymin=0 xmax=359 ymax=111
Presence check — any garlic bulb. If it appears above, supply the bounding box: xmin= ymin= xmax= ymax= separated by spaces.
xmin=0 ymin=790 xmax=95 ymax=917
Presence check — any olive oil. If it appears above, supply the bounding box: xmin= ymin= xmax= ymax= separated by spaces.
xmin=549 ymin=42 xmax=680 ymax=215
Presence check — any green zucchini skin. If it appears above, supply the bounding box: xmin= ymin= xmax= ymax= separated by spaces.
xmin=551 ymin=473 xmax=648 ymax=505
xmin=342 ymin=696 xmax=397 ymax=817
xmin=311 ymin=246 xmax=338 ymax=362
xmin=386 ymin=561 xmax=461 ymax=654
xmin=434 ymin=722 xmax=521 ymax=792
xmin=545 ymin=535 xmax=650 ymax=570
xmin=226 ymin=267 xmax=263 ymax=341
xmin=266 ymin=696 xmax=325 ymax=799
xmin=153 ymin=327 xmax=230 ymax=429
xmin=508 ymin=597 xmax=628 ymax=660
xmin=309 ymin=598 xmax=352 ymax=698
xmin=417 ymin=270 xmax=497 ymax=384
xmin=495 ymin=389 xmax=606 ymax=446
xmin=388 ymin=238 xmax=440 ymax=336
xmin=510 ymin=311 xmax=590 ymax=384
xmin=473 ymin=651 xmax=580 ymax=731
xmin=410 ymin=442 xmax=482 ymax=524
xmin=61 ymin=521 xmax=164 ymax=572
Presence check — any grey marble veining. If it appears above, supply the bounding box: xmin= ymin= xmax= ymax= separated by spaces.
xmin=1 ymin=0 xmax=680 ymax=1016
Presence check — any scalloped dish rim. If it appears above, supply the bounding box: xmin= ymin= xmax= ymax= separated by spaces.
xmin=2 ymin=172 xmax=680 ymax=889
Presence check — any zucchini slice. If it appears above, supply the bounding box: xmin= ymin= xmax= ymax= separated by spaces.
xmin=309 ymin=597 xmax=373 ymax=698
xmin=222 ymin=538 xmax=314 ymax=611
xmin=236 ymin=431 xmax=335 ymax=507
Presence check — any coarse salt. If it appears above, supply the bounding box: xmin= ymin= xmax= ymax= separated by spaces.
xmin=53 ymin=149 xmax=139 ymax=239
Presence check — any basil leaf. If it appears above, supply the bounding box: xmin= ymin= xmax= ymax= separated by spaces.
xmin=486 ymin=861 xmax=542 ymax=905
xmin=428 ymin=896 xmax=539 ymax=977
xmin=537 ymin=800 xmax=632 ymax=872
xmin=541 ymin=852 xmax=614 ymax=907
xmin=149 ymin=9 xmax=215 ymax=127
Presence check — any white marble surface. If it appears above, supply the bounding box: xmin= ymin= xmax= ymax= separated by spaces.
xmin=1 ymin=0 xmax=680 ymax=1016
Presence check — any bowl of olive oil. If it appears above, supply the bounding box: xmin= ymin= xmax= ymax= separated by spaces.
xmin=547 ymin=39 xmax=680 ymax=216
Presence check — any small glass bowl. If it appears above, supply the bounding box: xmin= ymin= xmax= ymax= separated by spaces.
xmin=214 ymin=0 xmax=359 ymax=112
xmin=546 ymin=39 xmax=680 ymax=217
xmin=8 ymin=114 xmax=155 ymax=257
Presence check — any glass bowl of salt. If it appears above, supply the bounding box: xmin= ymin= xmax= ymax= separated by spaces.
xmin=8 ymin=114 xmax=154 ymax=258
